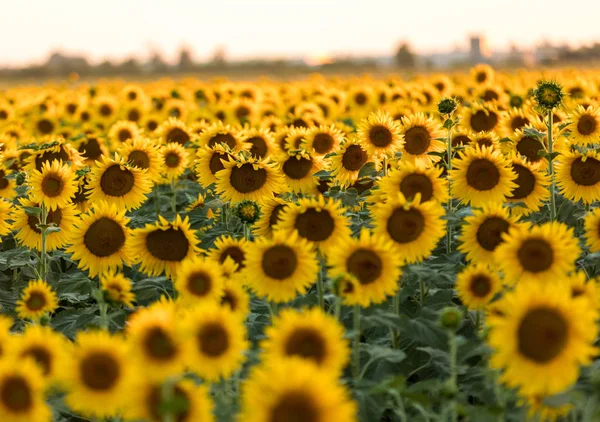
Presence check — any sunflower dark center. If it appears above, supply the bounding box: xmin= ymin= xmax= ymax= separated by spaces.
xmin=27 ymin=207 xmax=62 ymax=234
xmin=209 ymin=133 xmax=236 ymax=149
xmin=294 ymin=208 xmax=335 ymax=242
xmin=270 ymin=391 xmax=319 ymax=422
xmin=209 ymin=153 xmax=228 ymax=175
xmin=37 ymin=119 xmax=54 ymax=135
xmin=80 ymin=352 xmax=120 ymax=390
xmin=219 ymin=246 xmax=245 ymax=270
xmin=516 ymin=136 xmax=544 ymax=163
xmin=99 ymin=105 xmax=112 ymax=117
xmin=84 ymin=217 xmax=126 ymax=257
xmin=147 ymin=120 xmax=158 ymax=131
xmin=577 ymin=115 xmax=597 ymax=136
xmin=22 ymin=347 xmax=52 ymax=376
xmin=144 ymin=327 xmax=177 ymax=361
xmin=146 ymin=228 xmax=190 ymax=262
xmin=369 ymin=125 xmax=393 ymax=148
xmin=404 ymin=126 xmax=431 ymax=155
xmin=570 ymin=157 xmax=600 ymax=186
xmin=511 ymin=116 xmax=529 ymax=131
xmin=230 ymin=163 xmax=267 ymax=193
xmin=128 ymin=150 xmax=150 ymax=169
xmin=35 ymin=149 xmax=70 ymax=170
xmin=453 ymin=135 xmax=471 ymax=147
xmin=221 ymin=289 xmax=239 ymax=311
xmin=284 ymin=328 xmax=326 ymax=364
xmin=0 ymin=110 xmax=7 ymax=120
xmin=517 ymin=238 xmax=554 ymax=273
xmin=41 ymin=175 xmax=64 ymax=197
xmin=470 ymin=110 xmax=498 ymax=132
xmin=518 ymin=307 xmax=567 ymax=363
xmin=466 ymin=158 xmax=500 ymax=191
xmin=269 ymin=204 xmax=286 ymax=228
xmin=312 ymin=133 xmax=335 ymax=154
xmin=482 ymin=90 xmax=499 ymax=102
xmin=197 ymin=323 xmax=229 ymax=357
xmin=262 ymin=245 xmax=297 ymax=279
xmin=283 ymin=157 xmax=313 ymax=179
xmin=469 ymin=275 xmax=492 ymax=298
xmin=475 ymin=217 xmax=510 ymax=251
xmin=165 ymin=128 xmax=189 ymax=145
xmin=347 ymin=248 xmax=382 ymax=285
xmin=127 ymin=109 xmax=141 ymax=122
xmin=165 ymin=152 xmax=181 ymax=168
xmin=1 ymin=376 xmax=32 ymax=412
xmin=342 ymin=145 xmax=368 ymax=171
xmin=187 ymin=271 xmax=212 ymax=296
xmin=25 ymin=292 xmax=47 ymax=311
xmin=355 ymin=93 xmax=367 ymax=105
xmin=400 ymin=173 xmax=433 ymax=201
xmin=247 ymin=136 xmax=268 ymax=158
xmin=509 ymin=164 xmax=535 ymax=199
xmin=476 ymin=72 xmax=487 ymax=83
xmin=79 ymin=138 xmax=103 ymax=160
xmin=118 ymin=129 xmax=132 ymax=143
xmin=100 ymin=164 xmax=135 ymax=197
xmin=386 ymin=208 xmax=425 ymax=243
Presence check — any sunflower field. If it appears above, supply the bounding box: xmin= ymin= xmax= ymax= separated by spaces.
xmin=0 ymin=64 xmax=600 ymax=421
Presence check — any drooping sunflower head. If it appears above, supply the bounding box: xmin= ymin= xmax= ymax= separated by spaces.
xmin=16 ymin=279 xmax=58 ymax=321
xmin=357 ymin=110 xmax=403 ymax=158
xmin=456 ymin=264 xmax=502 ymax=310
xmin=99 ymin=270 xmax=135 ymax=308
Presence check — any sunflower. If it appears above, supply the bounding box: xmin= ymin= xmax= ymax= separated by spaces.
xmin=64 ymin=331 xmax=133 ymax=418
xmin=174 ymin=257 xmax=225 ymax=306
xmin=126 ymin=303 xmax=185 ymax=379
xmin=195 ymin=144 xmax=235 ymax=187
xmin=274 ymin=196 xmax=351 ymax=253
xmin=239 ymin=127 xmax=275 ymax=159
xmin=87 ymin=155 xmax=153 ymax=211
xmin=216 ymin=155 xmax=284 ymax=203
xmin=31 ymin=115 xmax=58 ymax=137
xmin=476 ymin=83 xmax=507 ymax=104
xmin=10 ymin=325 xmax=69 ymax=383
xmin=456 ymin=264 xmax=502 ymax=310
xmin=329 ymin=230 xmax=402 ymax=306
xmin=305 ymin=124 xmax=344 ymax=157
xmin=261 ymin=308 xmax=349 ymax=375
xmin=488 ymin=282 xmax=597 ymax=397
xmin=470 ymin=63 xmax=495 ymax=85
xmin=461 ymin=103 xmax=500 ymax=134
xmin=208 ymin=236 xmax=248 ymax=273
xmin=374 ymin=161 xmax=448 ymax=204
xmin=160 ymin=142 xmax=189 ymax=182
xmin=397 ymin=112 xmax=445 ymax=167
xmin=130 ymin=215 xmax=199 ymax=278
xmin=458 ymin=204 xmax=520 ymax=264
xmin=495 ymin=222 xmax=580 ymax=285
xmin=584 ymin=208 xmax=600 ymax=252
xmin=66 ymin=202 xmax=130 ymax=277
xmin=0 ymin=199 xmax=13 ymax=241
xmin=71 ymin=175 xmax=92 ymax=213
xmin=450 ymin=145 xmax=517 ymax=206
xmin=283 ymin=127 xmax=311 ymax=152
xmin=0 ymin=359 xmax=50 ymax=422
xmin=253 ymin=197 xmax=289 ymax=238
xmin=0 ymin=169 xmax=16 ymax=200
xmin=500 ymin=108 xmax=533 ymax=137
xmin=75 ymin=133 xmax=108 ymax=165
xmin=220 ymin=276 xmax=250 ymax=319
xmin=15 ymin=279 xmax=58 ymax=321
xmin=13 ymin=198 xmax=79 ymax=251
xmin=567 ymin=271 xmax=599 ymax=309
xmin=117 ymin=137 xmax=164 ymax=183
xmin=26 ymin=138 xmax=85 ymax=172
xmin=279 ymin=149 xmax=321 ymax=194
xmin=180 ymin=304 xmax=248 ymax=381
xmin=142 ymin=113 xmax=162 ymax=134
xmin=244 ymin=232 xmax=318 ymax=303
xmin=509 ymin=128 xmax=547 ymax=167
xmin=356 ymin=110 xmax=403 ymax=158
xmin=505 ymin=154 xmax=550 ymax=216
xmin=28 ymin=160 xmax=78 ymax=211
xmin=327 ymin=138 xmax=371 ymax=188
xmin=372 ymin=193 xmax=445 ymax=263
xmin=99 ymin=270 xmax=135 ymax=307
xmin=108 ymin=120 xmax=141 ymax=145
xmin=239 ymin=358 xmax=357 ymax=422
xmin=472 ymin=131 xmax=501 ymax=150
xmin=564 ymin=105 xmax=600 ymax=146
xmin=197 ymin=122 xmax=241 ymax=150
xmin=93 ymin=96 xmax=119 ymax=123
xmin=125 ymin=378 xmax=214 ymax=422
xmin=555 ymin=149 xmax=600 ymax=204
xmin=158 ymin=117 xmax=192 ymax=146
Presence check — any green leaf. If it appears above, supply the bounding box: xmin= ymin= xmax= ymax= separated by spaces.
xmin=23 ymin=206 xmax=42 ymax=217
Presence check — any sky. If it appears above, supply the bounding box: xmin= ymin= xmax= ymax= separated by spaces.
xmin=2 ymin=0 xmax=600 ymax=66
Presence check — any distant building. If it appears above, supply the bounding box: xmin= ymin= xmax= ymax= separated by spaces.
xmin=469 ymin=35 xmax=490 ymax=64
xmin=45 ymin=52 xmax=89 ymax=73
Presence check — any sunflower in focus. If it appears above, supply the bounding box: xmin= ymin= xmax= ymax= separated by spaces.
xmin=0 ymin=199 xmax=13 ymax=241
xmin=398 ymin=112 xmax=445 ymax=167
xmin=450 ymin=145 xmax=517 ymax=206
xmin=130 ymin=215 xmax=199 ymax=278
xmin=555 ymin=149 xmax=600 ymax=204
xmin=327 ymin=138 xmax=370 ymax=188
xmin=456 ymin=264 xmax=501 ymax=310
xmin=195 ymin=143 xmax=234 ymax=187
xmin=564 ymin=105 xmax=600 ymax=146
xmin=279 ymin=149 xmax=321 ymax=194
xmin=357 ymin=111 xmax=403 ymax=158
xmin=216 ymin=155 xmax=284 ymax=203
xmin=505 ymin=153 xmax=550 ymax=216
xmin=488 ymin=282 xmax=597 ymax=397
xmin=117 ymin=137 xmax=163 ymax=183
xmin=99 ymin=270 xmax=135 ymax=307
xmin=180 ymin=304 xmax=249 ymax=381
xmin=28 ymin=160 xmax=78 ymax=211
xmin=160 ymin=142 xmax=189 ymax=182
xmin=305 ymin=124 xmax=344 ymax=157
xmin=495 ymin=222 xmax=580 ymax=285
xmin=253 ymin=197 xmax=289 ymax=238
xmin=15 ymin=280 xmax=58 ymax=321
xmin=174 ymin=256 xmax=225 ymax=306
xmin=208 ymin=236 xmax=248 ymax=274
xmin=0 ymin=359 xmax=50 ymax=422
xmin=374 ymin=161 xmax=448 ymax=204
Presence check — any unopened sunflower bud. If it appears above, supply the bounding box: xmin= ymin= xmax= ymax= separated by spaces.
xmin=533 ymin=81 xmax=564 ymax=111
xmin=234 ymin=200 xmax=260 ymax=224
xmin=438 ymin=98 xmax=458 ymax=115
xmin=439 ymin=307 xmax=463 ymax=331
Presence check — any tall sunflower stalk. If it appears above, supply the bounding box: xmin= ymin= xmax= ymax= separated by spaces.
xmin=438 ymin=98 xmax=459 ymax=254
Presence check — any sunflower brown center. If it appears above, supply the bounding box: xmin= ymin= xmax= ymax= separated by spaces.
xmin=482 ymin=90 xmax=498 ymax=102
xmin=230 ymin=163 xmax=267 ymax=193
xmin=128 ymin=150 xmax=150 ymax=169
xmin=518 ymin=308 xmax=567 ymax=363
xmin=476 ymin=72 xmax=487 ymax=83
xmin=219 ymin=246 xmax=245 ymax=270
xmin=247 ymin=136 xmax=268 ymax=158
xmin=79 ymin=138 xmax=103 ymax=160
xmin=466 ymin=159 xmax=500 ymax=191
xmin=284 ymin=328 xmax=326 ymax=364
xmin=470 ymin=110 xmax=498 ymax=132
xmin=84 ymin=217 xmax=126 ymax=257
xmin=271 ymin=391 xmax=319 ymax=422
xmin=577 ymin=115 xmax=597 ymax=136
xmin=269 ymin=204 xmax=286 ymax=228
xmin=347 ymin=248 xmax=382 ymax=284
xmin=517 ymin=238 xmax=554 ymax=273
xmin=221 ymin=290 xmax=239 ymax=311
xmin=100 ymin=164 xmax=135 ymax=197
xmin=475 ymin=217 xmax=510 ymax=251
xmin=209 ymin=152 xmax=228 ymax=175
xmin=570 ymin=157 xmax=600 ymax=186
xmin=27 ymin=207 xmax=62 ymax=234
xmin=342 ymin=145 xmax=368 ymax=171
xmin=25 ymin=292 xmax=47 ymax=311
xmin=294 ymin=208 xmax=335 ymax=242
xmin=187 ymin=271 xmax=212 ymax=296
xmin=0 ymin=171 xmax=8 ymax=190
xmin=312 ymin=133 xmax=335 ymax=154
xmin=127 ymin=109 xmax=140 ymax=122
xmin=262 ymin=245 xmax=297 ymax=279
xmin=197 ymin=322 xmax=229 ymax=357
xmin=41 ymin=175 xmax=64 ymax=197
xmin=146 ymin=228 xmax=190 ymax=262
xmin=35 ymin=149 xmax=70 ymax=171
xmin=144 ymin=327 xmax=177 ymax=361
xmin=404 ymin=126 xmax=431 ymax=155
xmin=453 ymin=135 xmax=471 ymax=146
xmin=208 ymin=133 xmax=236 ymax=149
xmin=80 ymin=352 xmax=120 ymax=390
xmin=387 ymin=208 xmax=425 ymax=244
xmin=147 ymin=120 xmax=158 ymax=131
xmin=400 ymin=173 xmax=433 ymax=201
xmin=167 ymin=128 xmax=190 ymax=145
xmin=355 ymin=92 xmax=367 ymax=105
xmin=1 ymin=376 xmax=32 ymax=412
xmin=369 ymin=125 xmax=393 ymax=148
xmin=469 ymin=275 xmax=492 ymax=298
xmin=511 ymin=116 xmax=529 ymax=131
xmin=516 ymin=137 xmax=544 ymax=163
xmin=99 ymin=105 xmax=112 ymax=117
xmin=165 ymin=152 xmax=181 ymax=168
xmin=37 ymin=119 xmax=54 ymax=135
xmin=118 ymin=129 xmax=132 ymax=142
xmin=283 ymin=157 xmax=313 ymax=179
xmin=509 ymin=164 xmax=535 ymax=199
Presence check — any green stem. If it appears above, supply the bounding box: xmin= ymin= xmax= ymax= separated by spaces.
xmin=382 ymin=156 xmax=388 ymax=177
xmin=547 ymin=110 xmax=556 ymax=221
xmin=154 ymin=185 xmax=160 ymax=218
xmin=267 ymin=301 xmax=279 ymax=319
xmin=446 ymin=124 xmax=453 ymax=255
xmin=419 ymin=278 xmax=426 ymax=307
xmin=494 ymin=370 xmax=505 ymax=422
xmin=448 ymin=331 xmax=458 ymax=422
xmin=39 ymin=204 xmax=48 ymax=280
xmin=99 ymin=302 xmax=109 ymax=330
xmin=391 ymin=289 xmax=401 ymax=348
xmin=162 ymin=379 xmax=176 ymax=422
xmin=334 ymin=297 xmax=341 ymax=321
xmin=170 ymin=179 xmax=177 ymax=215
xmin=475 ymin=310 xmax=481 ymax=333
xmin=352 ymin=305 xmax=361 ymax=380
xmin=317 ymin=251 xmax=325 ymax=310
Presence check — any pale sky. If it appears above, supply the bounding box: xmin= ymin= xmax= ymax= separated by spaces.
xmin=1 ymin=0 xmax=599 ymax=66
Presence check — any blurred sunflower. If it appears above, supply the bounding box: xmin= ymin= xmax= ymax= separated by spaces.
xmin=117 ymin=137 xmax=163 ymax=183
xmin=174 ymin=256 xmax=225 ymax=306
xmin=16 ymin=280 xmax=58 ymax=321
xmin=108 ymin=120 xmax=140 ymax=145
xmin=456 ymin=264 xmax=502 ymax=310
xmin=158 ymin=117 xmax=192 ymax=146
xmin=99 ymin=270 xmax=135 ymax=307
xmin=584 ymin=208 xmax=600 ymax=252
xmin=0 ymin=359 xmax=50 ymax=422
